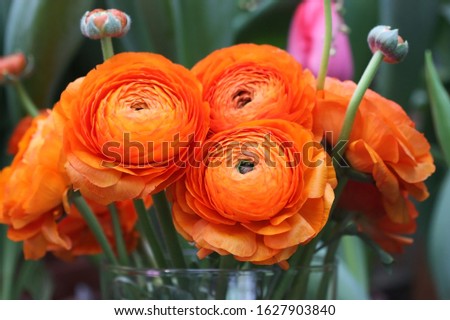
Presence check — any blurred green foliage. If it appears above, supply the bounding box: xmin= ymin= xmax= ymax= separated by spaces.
xmin=376 ymin=0 xmax=440 ymax=109
xmin=425 ymin=51 xmax=450 ymax=166
xmin=0 ymin=225 xmax=53 ymax=299
xmin=428 ymin=172 xmax=450 ymax=299
xmin=1 ymin=0 xmax=450 ymax=299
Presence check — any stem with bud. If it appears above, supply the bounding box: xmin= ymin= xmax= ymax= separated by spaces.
xmin=13 ymin=81 xmax=39 ymax=117
xmin=334 ymin=50 xmax=384 ymax=158
xmin=100 ymin=37 xmax=114 ymax=61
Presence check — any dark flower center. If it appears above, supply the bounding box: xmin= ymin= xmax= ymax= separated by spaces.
xmin=237 ymin=160 xmax=255 ymax=174
xmin=130 ymin=102 xmax=146 ymax=111
xmin=233 ymin=90 xmax=252 ymax=108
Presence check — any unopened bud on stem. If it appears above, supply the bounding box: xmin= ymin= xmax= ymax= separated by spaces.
xmin=80 ymin=9 xmax=131 ymax=40
xmin=368 ymin=25 xmax=408 ymax=64
xmin=0 ymin=52 xmax=27 ymax=84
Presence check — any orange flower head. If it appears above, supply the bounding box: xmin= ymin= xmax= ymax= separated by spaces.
xmin=0 ymin=110 xmax=71 ymax=259
xmin=169 ymin=119 xmax=336 ymax=269
xmin=314 ymin=78 xmax=435 ymax=224
xmin=54 ymin=52 xmax=210 ymax=205
xmin=192 ymin=44 xmax=316 ymax=134
xmin=339 ymin=181 xmax=417 ymax=253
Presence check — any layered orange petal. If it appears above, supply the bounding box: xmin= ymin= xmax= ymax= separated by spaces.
xmin=317 ymin=79 xmax=435 ymax=203
xmin=192 ymin=44 xmax=316 ymax=134
xmin=169 ymin=119 xmax=335 ymax=267
xmin=339 ymin=181 xmax=417 ymax=253
xmin=0 ymin=111 xmax=71 ymax=259
xmin=315 ymin=77 xmax=435 ymax=251
xmin=54 ymin=52 xmax=210 ymax=205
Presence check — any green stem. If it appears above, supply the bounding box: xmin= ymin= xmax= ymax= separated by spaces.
xmin=13 ymin=81 xmax=39 ymax=117
xmin=270 ymin=246 xmax=305 ymax=300
xmin=137 ymin=238 xmax=158 ymax=268
xmin=219 ymin=255 xmax=237 ymax=269
xmin=1 ymin=238 xmax=21 ymax=299
xmin=315 ymin=214 xmax=354 ymax=253
xmin=133 ymin=198 xmax=167 ymax=268
xmin=357 ymin=232 xmax=394 ymax=265
xmin=100 ymin=37 xmax=114 ymax=61
xmin=313 ymin=175 xmax=350 ymax=299
xmin=316 ymin=236 xmax=339 ymax=299
xmin=71 ymin=191 xmax=118 ymax=265
xmin=316 ymin=0 xmax=333 ymax=90
xmin=152 ymin=191 xmax=186 ymax=268
xmin=334 ymin=50 xmax=384 ymax=158
xmin=313 ymin=215 xmax=353 ymax=300
xmin=108 ymin=203 xmax=130 ymax=266
xmin=286 ymin=236 xmax=321 ymax=299
xmin=216 ymin=255 xmax=237 ymax=300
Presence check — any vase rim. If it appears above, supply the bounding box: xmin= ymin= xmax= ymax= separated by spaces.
xmin=102 ymin=265 xmax=276 ymax=276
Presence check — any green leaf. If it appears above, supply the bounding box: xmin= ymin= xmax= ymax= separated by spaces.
xmin=109 ymin=0 xmax=244 ymax=67
xmin=425 ymin=50 xmax=450 ymax=166
xmin=0 ymin=0 xmax=13 ymax=168
xmin=344 ymin=0 xmax=379 ymax=81
xmin=109 ymin=0 xmax=298 ymax=67
xmin=4 ymin=0 xmax=95 ymax=112
xmin=429 ymin=172 xmax=450 ymax=299
xmin=233 ymin=0 xmax=298 ymax=49
xmin=441 ymin=3 xmax=450 ymax=25
xmin=375 ymin=0 xmax=440 ymax=109
xmin=1 ymin=236 xmax=21 ymax=299
xmin=431 ymin=14 xmax=450 ymax=84
xmin=0 ymin=225 xmax=6 ymax=269
xmin=0 ymin=0 xmax=12 ymax=52
xmin=105 ymin=0 xmax=176 ymax=60
xmin=10 ymin=260 xmax=54 ymax=299
xmin=168 ymin=0 xmax=241 ymax=67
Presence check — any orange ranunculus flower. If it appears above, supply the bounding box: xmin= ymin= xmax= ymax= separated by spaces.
xmin=51 ymin=198 xmax=151 ymax=260
xmin=339 ymin=181 xmax=416 ymax=253
xmin=169 ymin=119 xmax=336 ymax=269
xmin=191 ymin=43 xmax=316 ymax=133
xmin=314 ymin=78 xmax=435 ymax=224
xmin=0 ymin=110 xmax=71 ymax=259
xmin=54 ymin=52 xmax=210 ymax=205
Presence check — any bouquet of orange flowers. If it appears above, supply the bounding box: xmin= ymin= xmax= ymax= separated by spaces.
xmin=0 ymin=1 xmax=443 ymax=300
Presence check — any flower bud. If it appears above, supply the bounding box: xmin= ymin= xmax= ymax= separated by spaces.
xmin=0 ymin=52 xmax=27 ymax=83
xmin=367 ymin=25 xmax=408 ymax=64
xmin=80 ymin=9 xmax=130 ymax=40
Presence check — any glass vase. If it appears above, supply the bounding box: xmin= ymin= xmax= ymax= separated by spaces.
xmin=100 ymin=261 xmax=336 ymax=300
xmin=101 ymin=266 xmax=275 ymax=300
xmin=268 ymin=260 xmax=337 ymax=300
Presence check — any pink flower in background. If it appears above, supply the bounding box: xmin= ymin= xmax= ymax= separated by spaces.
xmin=287 ymin=0 xmax=353 ymax=80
